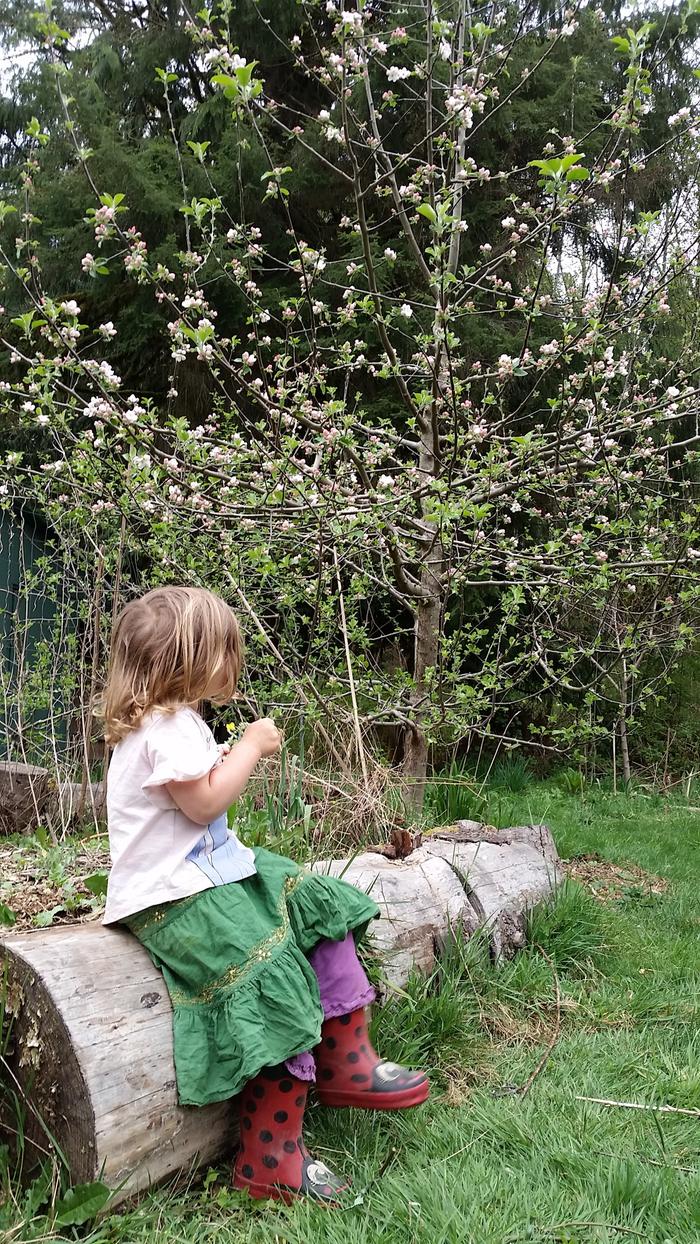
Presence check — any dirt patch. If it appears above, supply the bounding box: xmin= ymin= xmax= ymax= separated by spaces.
xmin=564 ymin=853 xmax=669 ymax=903
xmin=0 ymin=838 xmax=110 ymax=933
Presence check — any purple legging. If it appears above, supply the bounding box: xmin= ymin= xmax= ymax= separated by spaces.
xmin=285 ymin=933 xmax=375 ymax=1082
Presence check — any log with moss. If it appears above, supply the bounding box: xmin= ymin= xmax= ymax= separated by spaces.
xmin=0 ymin=823 xmax=559 ymax=1205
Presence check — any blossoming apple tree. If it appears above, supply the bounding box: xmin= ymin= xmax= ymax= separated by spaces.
xmin=1 ymin=1 xmax=699 ymax=802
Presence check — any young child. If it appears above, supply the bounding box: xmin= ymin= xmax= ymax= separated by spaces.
xmin=101 ymin=586 xmax=428 ymax=1206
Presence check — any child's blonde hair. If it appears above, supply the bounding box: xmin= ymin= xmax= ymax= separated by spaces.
xmin=101 ymin=586 xmax=243 ymax=744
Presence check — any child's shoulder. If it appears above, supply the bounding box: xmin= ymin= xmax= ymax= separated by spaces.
xmin=144 ymin=706 xmax=212 ymax=744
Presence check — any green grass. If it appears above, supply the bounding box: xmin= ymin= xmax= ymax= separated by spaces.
xmin=3 ymin=785 xmax=700 ymax=1243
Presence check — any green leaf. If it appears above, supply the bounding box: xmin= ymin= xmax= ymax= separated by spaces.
xmin=187 ymin=140 xmax=210 ymax=162
xmin=23 ymin=1166 xmax=52 ymax=1216
xmin=54 ymin=1182 xmax=111 ymax=1226
xmin=470 ymin=22 xmax=495 ymax=39
xmin=417 ymin=203 xmax=437 ymax=224
xmin=559 ymin=153 xmax=585 ymax=170
xmin=35 ymin=825 xmax=50 ymax=849
xmin=235 ymin=61 xmax=257 ymax=88
xmin=83 ymin=872 xmax=108 ymax=897
xmin=33 ymin=906 xmax=64 ymax=928
xmin=566 ymin=167 xmax=589 ymax=182
xmin=11 ymin=312 xmax=37 ymax=337
xmin=0 ymin=902 xmax=16 ymax=926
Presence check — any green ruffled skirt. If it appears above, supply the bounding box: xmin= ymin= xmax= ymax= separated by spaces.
xmin=124 ymin=847 xmax=380 ymax=1106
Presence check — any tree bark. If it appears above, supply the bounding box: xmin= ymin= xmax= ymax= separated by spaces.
xmin=618 ymin=661 xmax=632 ymax=787
xmin=403 ymin=593 xmax=442 ymax=807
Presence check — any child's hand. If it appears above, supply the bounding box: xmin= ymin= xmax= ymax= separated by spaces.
xmin=243 ymin=717 xmax=282 ymax=759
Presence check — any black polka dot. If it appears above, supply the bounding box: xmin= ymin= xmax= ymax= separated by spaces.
xmin=252 ymin=1084 xmax=265 ymax=1099
xmin=351 ymin=1073 xmax=370 ymax=1083
xmin=279 ymin=1078 xmax=293 ymax=1093
xmin=355 ymin=1026 xmax=364 ymax=1037
xmin=242 ymin=1117 xmax=252 ymax=1130
xmin=347 ymin=1051 xmax=360 ymax=1064
xmin=245 ymin=1099 xmax=257 ymax=1113
xmin=321 ymin=1067 xmax=334 ymax=1081
xmin=263 ymin=1154 xmax=279 ymax=1169
xmin=360 ymin=1044 xmax=369 ymax=1054
xmin=241 ymin=1163 xmax=254 ymax=1179
xmin=274 ymin=1110 xmax=288 ymax=1123
xmin=325 ymin=1036 xmax=337 ymax=1050
xmin=283 ymin=1140 xmax=297 ymax=1154
xmin=339 ymin=1014 xmax=352 ymax=1026
xmin=259 ymin=1129 xmax=273 ymax=1143
xmin=295 ymin=1095 xmax=305 ymax=1107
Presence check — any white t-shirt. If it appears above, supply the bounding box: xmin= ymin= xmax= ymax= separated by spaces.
xmin=103 ymin=707 xmax=257 ymax=925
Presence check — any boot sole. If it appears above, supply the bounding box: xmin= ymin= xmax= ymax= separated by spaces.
xmin=317 ymin=1079 xmax=430 ymax=1110
xmin=232 ymin=1173 xmax=350 ymax=1207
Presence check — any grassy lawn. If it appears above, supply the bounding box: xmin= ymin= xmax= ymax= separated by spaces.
xmin=2 ymin=785 xmax=700 ymax=1243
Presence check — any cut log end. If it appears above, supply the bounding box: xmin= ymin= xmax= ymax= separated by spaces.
xmin=3 ymin=945 xmax=95 ymax=1180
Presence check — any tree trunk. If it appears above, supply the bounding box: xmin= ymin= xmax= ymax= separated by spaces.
xmin=403 ymin=594 xmax=442 ymax=807
xmin=1 ymin=823 xmax=559 ymax=1206
xmin=618 ymin=714 xmax=631 ymax=787
xmin=618 ymin=660 xmax=632 ymax=787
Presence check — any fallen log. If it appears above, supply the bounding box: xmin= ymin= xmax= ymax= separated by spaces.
xmin=0 ymin=822 xmax=559 ymax=1205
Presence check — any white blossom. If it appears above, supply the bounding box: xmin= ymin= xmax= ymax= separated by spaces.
xmin=668 ymin=107 xmax=691 ymax=128
xmin=386 ymin=65 xmax=411 ymax=82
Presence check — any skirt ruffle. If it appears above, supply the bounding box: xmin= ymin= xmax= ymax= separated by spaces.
xmin=125 ymin=846 xmax=379 ymax=1106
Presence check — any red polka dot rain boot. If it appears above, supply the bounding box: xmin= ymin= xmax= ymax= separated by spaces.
xmin=315 ymin=1008 xmax=430 ymax=1110
xmin=232 ymin=1065 xmax=351 ymax=1205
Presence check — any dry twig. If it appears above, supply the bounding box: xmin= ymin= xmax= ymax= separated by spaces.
xmin=576 ymin=1095 xmax=700 ymax=1118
